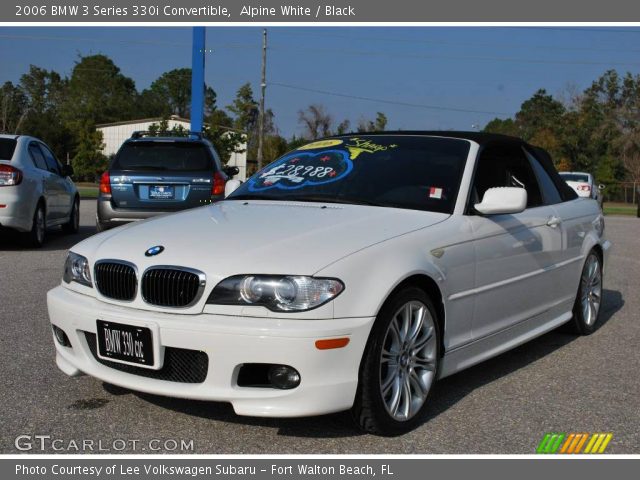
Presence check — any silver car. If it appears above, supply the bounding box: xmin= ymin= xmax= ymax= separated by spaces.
xmin=559 ymin=171 xmax=604 ymax=206
xmin=0 ymin=134 xmax=79 ymax=247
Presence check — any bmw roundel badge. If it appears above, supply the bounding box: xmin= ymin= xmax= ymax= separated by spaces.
xmin=145 ymin=245 xmax=165 ymax=257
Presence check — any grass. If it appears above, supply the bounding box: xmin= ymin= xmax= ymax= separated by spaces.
xmin=78 ymin=185 xmax=98 ymax=198
xmin=603 ymin=202 xmax=637 ymax=216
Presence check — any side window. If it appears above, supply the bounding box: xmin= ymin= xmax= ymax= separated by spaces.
xmin=28 ymin=143 xmax=48 ymax=171
xmin=524 ymin=149 xmax=562 ymax=205
xmin=40 ymin=144 xmax=61 ymax=175
xmin=471 ymin=143 xmax=543 ymax=209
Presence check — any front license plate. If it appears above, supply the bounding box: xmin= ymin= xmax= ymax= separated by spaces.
xmin=149 ymin=185 xmax=174 ymax=199
xmin=96 ymin=320 xmax=154 ymax=367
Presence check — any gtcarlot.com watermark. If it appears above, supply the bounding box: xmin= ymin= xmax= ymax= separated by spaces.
xmin=14 ymin=435 xmax=194 ymax=452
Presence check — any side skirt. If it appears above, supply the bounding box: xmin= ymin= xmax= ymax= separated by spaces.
xmin=438 ymin=307 xmax=573 ymax=379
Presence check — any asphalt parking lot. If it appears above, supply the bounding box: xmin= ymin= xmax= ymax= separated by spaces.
xmin=0 ymin=199 xmax=638 ymax=454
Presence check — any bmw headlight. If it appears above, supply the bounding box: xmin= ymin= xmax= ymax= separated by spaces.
xmin=207 ymin=275 xmax=344 ymax=312
xmin=63 ymin=252 xmax=93 ymax=287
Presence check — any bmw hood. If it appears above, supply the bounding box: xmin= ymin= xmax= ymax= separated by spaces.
xmin=80 ymin=200 xmax=448 ymax=277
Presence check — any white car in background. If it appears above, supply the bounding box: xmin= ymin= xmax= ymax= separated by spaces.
xmin=559 ymin=171 xmax=604 ymax=206
xmin=48 ymin=132 xmax=610 ymax=435
xmin=0 ymin=134 xmax=79 ymax=247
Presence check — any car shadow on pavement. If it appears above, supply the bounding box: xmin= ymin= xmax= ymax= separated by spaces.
xmin=0 ymin=225 xmax=96 ymax=252
xmin=105 ymin=289 xmax=624 ymax=439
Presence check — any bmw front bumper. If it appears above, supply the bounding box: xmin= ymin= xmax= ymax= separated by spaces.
xmin=47 ymin=285 xmax=374 ymax=417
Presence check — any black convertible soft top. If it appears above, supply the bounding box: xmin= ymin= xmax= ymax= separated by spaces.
xmin=331 ymin=131 xmax=578 ymax=202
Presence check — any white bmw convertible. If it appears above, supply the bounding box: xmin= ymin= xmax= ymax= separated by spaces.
xmin=48 ymin=132 xmax=610 ymax=435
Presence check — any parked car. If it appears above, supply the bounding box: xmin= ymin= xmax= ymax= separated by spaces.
xmin=559 ymin=171 xmax=604 ymax=206
xmin=96 ymin=132 xmax=238 ymax=231
xmin=48 ymin=132 xmax=610 ymax=435
xmin=0 ymin=134 xmax=79 ymax=247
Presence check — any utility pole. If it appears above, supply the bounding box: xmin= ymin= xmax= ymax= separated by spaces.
xmin=256 ymin=28 xmax=267 ymax=171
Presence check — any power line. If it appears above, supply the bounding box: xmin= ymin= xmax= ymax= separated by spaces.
xmin=268 ymin=44 xmax=640 ymax=67
xmin=269 ymin=82 xmax=510 ymax=116
xmin=0 ymin=34 xmax=258 ymax=50
xmin=273 ymin=29 xmax=640 ymax=55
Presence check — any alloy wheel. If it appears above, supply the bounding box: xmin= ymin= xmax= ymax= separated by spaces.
xmin=581 ymin=254 xmax=602 ymax=326
xmin=379 ymin=301 xmax=437 ymax=421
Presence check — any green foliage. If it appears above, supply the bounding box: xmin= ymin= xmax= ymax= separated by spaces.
xmin=72 ymin=127 xmax=108 ymax=182
xmin=141 ymin=68 xmax=217 ymax=118
xmin=484 ymin=72 xmax=640 ymax=183
xmin=62 ymin=54 xmax=138 ymax=130
xmin=0 ymin=81 xmax=28 ymax=134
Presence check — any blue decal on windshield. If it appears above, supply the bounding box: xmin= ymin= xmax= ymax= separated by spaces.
xmin=248 ymin=149 xmax=353 ymax=191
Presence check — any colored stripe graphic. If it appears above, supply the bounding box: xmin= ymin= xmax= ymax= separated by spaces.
xmin=537 ymin=433 xmax=612 ymax=454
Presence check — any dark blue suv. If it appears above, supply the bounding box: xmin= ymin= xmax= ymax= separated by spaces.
xmin=96 ymin=132 xmax=238 ymax=231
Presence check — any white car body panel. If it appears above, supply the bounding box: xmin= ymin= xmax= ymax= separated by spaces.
xmin=47 ymin=135 xmax=611 ymax=418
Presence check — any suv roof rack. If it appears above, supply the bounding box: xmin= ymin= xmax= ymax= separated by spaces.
xmin=130 ymin=131 xmax=204 ymax=140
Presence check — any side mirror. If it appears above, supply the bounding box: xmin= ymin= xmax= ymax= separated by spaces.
xmin=224 ymin=179 xmax=242 ymax=197
xmin=598 ymin=184 xmax=605 ymax=190
xmin=474 ymin=187 xmax=527 ymax=215
xmin=61 ymin=165 xmax=74 ymax=177
xmin=223 ymin=165 xmax=240 ymax=177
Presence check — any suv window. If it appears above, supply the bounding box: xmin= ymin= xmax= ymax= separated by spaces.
xmin=112 ymin=141 xmax=214 ymax=172
xmin=40 ymin=144 xmax=62 ymax=175
xmin=525 ymin=149 xmax=562 ymax=204
xmin=28 ymin=143 xmax=48 ymax=171
xmin=471 ymin=143 xmax=543 ymax=210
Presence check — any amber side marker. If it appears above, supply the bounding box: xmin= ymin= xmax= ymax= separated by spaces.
xmin=315 ymin=338 xmax=350 ymax=350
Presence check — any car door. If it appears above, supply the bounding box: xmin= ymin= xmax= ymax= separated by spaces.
xmin=40 ymin=143 xmax=73 ymax=220
xmin=467 ymin=143 xmax=565 ymax=340
xmin=526 ymin=149 xmax=591 ymax=304
xmin=28 ymin=142 xmax=59 ymax=221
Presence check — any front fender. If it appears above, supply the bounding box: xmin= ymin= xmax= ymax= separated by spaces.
xmin=315 ymin=217 xmax=476 ymax=351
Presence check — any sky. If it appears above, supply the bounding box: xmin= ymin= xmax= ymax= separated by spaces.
xmin=1 ymin=26 xmax=640 ymax=138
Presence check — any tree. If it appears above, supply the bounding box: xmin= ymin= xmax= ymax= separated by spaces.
xmin=62 ymin=54 xmax=138 ymax=128
xmin=227 ymin=83 xmax=258 ymax=132
xmin=335 ymin=119 xmax=351 ymax=135
xmin=298 ymin=104 xmax=333 ymax=140
xmin=483 ymin=118 xmax=519 ymax=137
xmin=72 ymin=127 xmax=108 ymax=182
xmin=19 ymin=66 xmax=73 ymax=160
xmin=142 ymin=68 xmax=217 ymax=119
xmin=0 ymin=81 xmax=28 ymax=134
xmin=356 ymin=112 xmax=388 ymax=132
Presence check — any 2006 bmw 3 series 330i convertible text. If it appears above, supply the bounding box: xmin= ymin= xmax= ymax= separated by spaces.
xmin=47 ymin=132 xmax=611 ymax=435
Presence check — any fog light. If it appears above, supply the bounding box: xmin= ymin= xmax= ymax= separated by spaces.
xmin=267 ymin=365 xmax=301 ymax=390
xmin=52 ymin=325 xmax=71 ymax=347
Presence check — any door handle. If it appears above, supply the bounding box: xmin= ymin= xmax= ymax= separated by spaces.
xmin=546 ymin=216 xmax=562 ymax=228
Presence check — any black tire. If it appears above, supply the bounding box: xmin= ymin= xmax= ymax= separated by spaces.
xmin=568 ymin=250 xmax=603 ymax=335
xmin=95 ymin=217 xmax=107 ymax=233
xmin=62 ymin=197 xmax=80 ymax=234
xmin=25 ymin=202 xmax=46 ymax=248
xmin=352 ymin=286 xmax=440 ymax=436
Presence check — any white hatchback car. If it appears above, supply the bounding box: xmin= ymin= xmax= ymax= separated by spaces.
xmin=47 ymin=132 xmax=610 ymax=435
xmin=559 ymin=171 xmax=604 ymax=206
xmin=0 ymin=134 xmax=79 ymax=246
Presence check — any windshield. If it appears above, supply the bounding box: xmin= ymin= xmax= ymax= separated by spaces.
xmin=112 ymin=142 xmax=214 ymax=172
xmin=229 ymin=135 xmax=470 ymax=214
xmin=560 ymin=173 xmax=589 ymax=183
xmin=0 ymin=139 xmax=17 ymax=161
